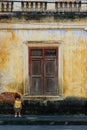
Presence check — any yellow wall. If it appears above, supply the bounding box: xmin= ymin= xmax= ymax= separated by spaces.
xmin=63 ymin=31 xmax=87 ymax=98
xmin=0 ymin=29 xmax=87 ymax=98
xmin=0 ymin=31 xmax=23 ymax=94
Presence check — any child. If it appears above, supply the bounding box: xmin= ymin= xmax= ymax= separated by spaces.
xmin=14 ymin=95 xmax=22 ymax=117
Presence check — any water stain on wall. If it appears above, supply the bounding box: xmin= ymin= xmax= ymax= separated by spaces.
xmin=63 ymin=31 xmax=87 ymax=98
xmin=0 ymin=31 xmax=23 ymax=94
xmin=0 ymin=29 xmax=87 ymax=98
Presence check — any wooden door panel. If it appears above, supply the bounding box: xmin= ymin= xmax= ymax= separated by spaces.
xmin=44 ymin=49 xmax=56 ymax=56
xmin=31 ymin=49 xmax=42 ymax=56
xmin=31 ymin=77 xmax=43 ymax=95
xmin=45 ymin=60 xmax=55 ymax=75
xmin=29 ymin=48 xmax=58 ymax=95
xmin=32 ymin=60 xmax=42 ymax=75
xmin=44 ymin=59 xmax=57 ymax=94
xmin=45 ymin=78 xmax=56 ymax=92
xmin=31 ymin=59 xmax=43 ymax=95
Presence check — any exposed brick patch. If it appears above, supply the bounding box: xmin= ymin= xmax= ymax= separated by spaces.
xmin=0 ymin=92 xmax=21 ymax=103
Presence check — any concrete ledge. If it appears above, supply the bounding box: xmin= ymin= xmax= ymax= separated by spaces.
xmin=23 ymin=96 xmax=64 ymax=101
xmin=0 ymin=23 xmax=87 ymax=30
xmin=0 ymin=115 xmax=87 ymax=125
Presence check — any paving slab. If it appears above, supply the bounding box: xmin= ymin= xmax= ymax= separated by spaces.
xmin=0 ymin=115 xmax=87 ymax=125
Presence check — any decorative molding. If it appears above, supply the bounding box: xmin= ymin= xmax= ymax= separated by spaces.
xmin=24 ymin=40 xmax=63 ymax=45
xmin=0 ymin=23 xmax=87 ymax=30
xmin=23 ymin=41 xmax=63 ymax=99
xmin=23 ymin=95 xmax=64 ymax=101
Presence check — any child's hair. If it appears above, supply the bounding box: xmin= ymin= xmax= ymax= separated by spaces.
xmin=15 ymin=94 xmax=21 ymax=99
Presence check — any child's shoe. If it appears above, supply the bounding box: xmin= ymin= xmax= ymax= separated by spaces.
xmin=19 ymin=115 xmax=22 ymax=117
xmin=15 ymin=115 xmax=17 ymax=118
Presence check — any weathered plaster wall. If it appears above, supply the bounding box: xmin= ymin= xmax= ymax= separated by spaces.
xmin=0 ymin=31 xmax=23 ymax=94
xmin=63 ymin=30 xmax=87 ymax=98
xmin=0 ymin=26 xmax=87 ymax=98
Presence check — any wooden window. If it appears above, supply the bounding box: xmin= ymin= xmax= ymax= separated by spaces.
xmin=29 ymin=47 xmax=58 ymax=95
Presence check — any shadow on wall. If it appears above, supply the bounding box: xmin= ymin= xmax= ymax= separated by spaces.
xmin=0 ymin=96 xmax=87 ymax=115
xmin=22 ymin=97 xmax=87 ymax=115
xmin=0 ymin=92 xmax=21 ymax=114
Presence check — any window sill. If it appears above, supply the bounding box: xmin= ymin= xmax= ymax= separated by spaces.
xmin=23 ymin=95 xmax=64 ymax=101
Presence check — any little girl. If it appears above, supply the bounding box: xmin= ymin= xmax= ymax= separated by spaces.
xmin=14 ymin=95 xmax=22 ymax=117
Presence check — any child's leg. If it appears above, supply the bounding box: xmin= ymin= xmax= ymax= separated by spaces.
xmin=18 ymin=110 xmax=21 ymax=117
xmin=15 ymin=112 xmax=17 ymax=117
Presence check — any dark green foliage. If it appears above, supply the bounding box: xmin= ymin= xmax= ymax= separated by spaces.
xmin=0 ymin=12 xmax=87 ymax=21
xmin=22 ymin=97 xmax=87 ymax=115
xmin=0 ymin=101 xmax=14 ymax=114
xmin=0 ymin=97 xmax=87 ymax=115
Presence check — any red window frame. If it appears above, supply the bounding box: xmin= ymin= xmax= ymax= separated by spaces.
xmin=28 ymin=47 xmax=58 ymax=95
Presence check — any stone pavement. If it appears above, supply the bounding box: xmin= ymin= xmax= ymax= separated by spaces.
xmin=0 ymin=115 xmax=87 ymax=125
xmin=1 ymin=125 xmax=87 ymax=130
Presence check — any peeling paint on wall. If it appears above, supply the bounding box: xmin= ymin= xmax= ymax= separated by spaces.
xmin=0 ymin=31 xmax=23 ymax=94
xmin=63 ymin=31 xmax=87 ymax=98
xmin=0 ymin=29 xmax=87 ymax=98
